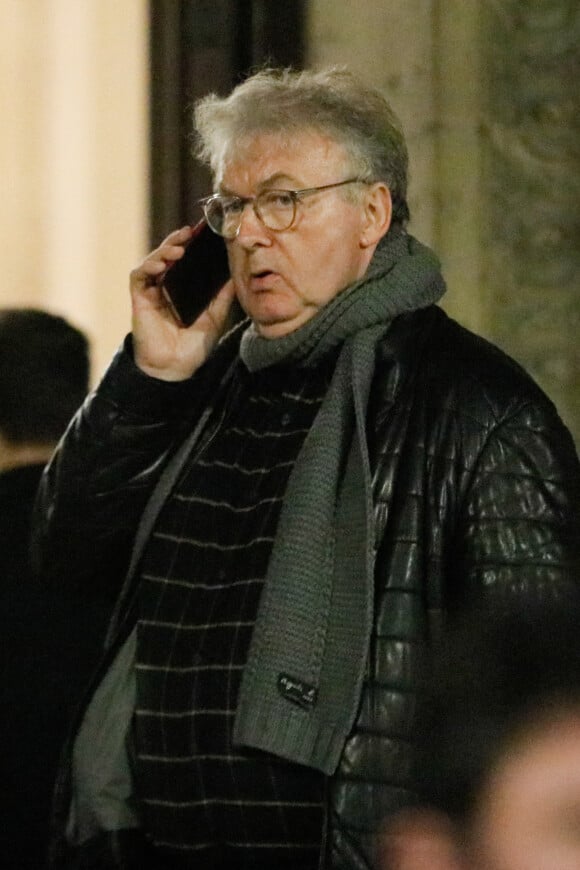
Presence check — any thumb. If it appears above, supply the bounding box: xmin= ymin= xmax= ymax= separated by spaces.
xmin=205 ymin=279 xmax=238 ymax=332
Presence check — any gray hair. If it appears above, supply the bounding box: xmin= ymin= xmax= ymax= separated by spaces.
xmin=193 ymin=67 xmax=410 ymax=227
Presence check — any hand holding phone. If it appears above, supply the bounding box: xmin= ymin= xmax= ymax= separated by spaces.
xmin=163 ymin=218 xmax=230 ymax=327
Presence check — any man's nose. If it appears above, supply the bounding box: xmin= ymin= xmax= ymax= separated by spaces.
xmin=235 ymin=201 xmax=271 ymax=247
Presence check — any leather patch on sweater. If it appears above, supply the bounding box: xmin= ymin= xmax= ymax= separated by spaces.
xmin=278 ymin=673 xmax=318 ymax=710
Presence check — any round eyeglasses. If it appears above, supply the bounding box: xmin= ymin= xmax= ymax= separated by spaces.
xmin=198 ymin=177 xmax=369 ymax=240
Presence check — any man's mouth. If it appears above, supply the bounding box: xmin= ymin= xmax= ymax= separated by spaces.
xmin=249 ymin=270 xmax=277 ymax=288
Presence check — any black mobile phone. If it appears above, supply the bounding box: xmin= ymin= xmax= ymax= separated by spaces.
xmin=163 ymin=218 xmax=230 ymax=327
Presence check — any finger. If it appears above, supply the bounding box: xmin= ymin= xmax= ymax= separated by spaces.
xmin=160 ymin=225 xmax=194 ymax=246
xmin=132 ymin=244 xmax=189 ymax=289
xmin=134 ymin=226 xmax=194 ymax=274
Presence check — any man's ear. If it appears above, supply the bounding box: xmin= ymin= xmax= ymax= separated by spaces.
xmin=360 ymin=182 xmax=392 ymax=248
xmin=377 ymin=808 xmax=466 ymax=870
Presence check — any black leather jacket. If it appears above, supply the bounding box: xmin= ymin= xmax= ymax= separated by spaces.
xmin=34 ymin=306 xmax=580 ymax=869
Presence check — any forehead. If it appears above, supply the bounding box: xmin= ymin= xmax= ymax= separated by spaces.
xmin=217 ymin=129 xmax=350 ymax=190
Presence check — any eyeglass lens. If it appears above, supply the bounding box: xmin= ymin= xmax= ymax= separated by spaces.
xmin=204 ymin=190 xmax=296 ymax=238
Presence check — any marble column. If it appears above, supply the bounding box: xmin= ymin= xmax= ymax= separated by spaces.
xmin=481 ymin=0 xmax=580 ymax=444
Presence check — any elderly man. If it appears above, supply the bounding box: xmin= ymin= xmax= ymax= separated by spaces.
xmin=35 ymin=68 xmax=580 ymax=870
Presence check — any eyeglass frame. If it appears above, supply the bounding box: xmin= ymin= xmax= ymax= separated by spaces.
xmin=197 ymin=177 xmax=371 ymax=239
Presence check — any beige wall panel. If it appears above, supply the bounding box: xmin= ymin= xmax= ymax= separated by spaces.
xmin=307 ymin=0 xmax=438 ymax=246
xmin=1 ymin=2 xmax=47 ymax=305
xmin=0 ymin=0 xmax=149 ymax=382
xmin=433 ymin=0 xmax=485 ymax=333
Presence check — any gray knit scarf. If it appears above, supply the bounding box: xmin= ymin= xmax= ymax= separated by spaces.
xmin=232 ymin=227 xmax=445 ymax=775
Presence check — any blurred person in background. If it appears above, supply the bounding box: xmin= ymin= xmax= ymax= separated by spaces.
xmin=0 ymin=307 xmax=89 ymax=535
xmin=0 ymin=309 xmax=108 ymax=869
xmin=381 ymin=596 xmax=580 ymax=870
xmin=34 ymin=68 xmax=580 ymax=870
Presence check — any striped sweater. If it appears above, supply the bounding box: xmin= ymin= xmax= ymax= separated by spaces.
xmin=133 ymin=354 xmax=337 ymax=866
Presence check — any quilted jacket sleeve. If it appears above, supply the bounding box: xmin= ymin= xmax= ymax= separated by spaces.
xmin=32 ymin=340 xmax=209 ymax=602
xmin=446 ymin=368 xmax=580 ymax=610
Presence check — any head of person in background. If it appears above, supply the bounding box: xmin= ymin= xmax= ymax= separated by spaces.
xmin=381 ymin=595 xmax=580 ymax=870
xmin=0 ymin=308 xmax=90 ymax=473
